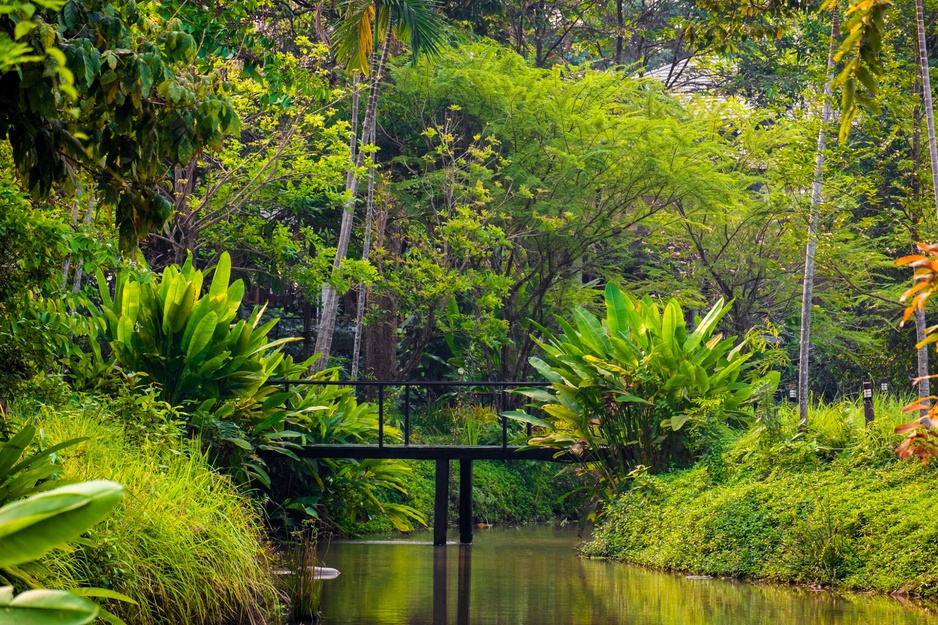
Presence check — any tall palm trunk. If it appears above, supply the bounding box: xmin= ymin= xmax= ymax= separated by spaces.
xmin=350 ymin=119 xmax=377 ymax=380
xmin=797 ymin=10 xmax=839 ymax=428
xmin=914 ymin=0 xmax=938 ymax=409
xmin=313 ymin=24 xmax=391 ymax=370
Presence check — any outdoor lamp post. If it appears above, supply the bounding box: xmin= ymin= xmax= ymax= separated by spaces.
xmin=862 ymin=381 xmax=874 ymax=425
xmin=880 ymin=378 xmax=889 ymax=394
xmin=788 ymin=385 xmax=797 ymax=402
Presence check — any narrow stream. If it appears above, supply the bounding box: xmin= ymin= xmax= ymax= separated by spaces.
xmin=317 ymin=524 xmax=938 ymax=625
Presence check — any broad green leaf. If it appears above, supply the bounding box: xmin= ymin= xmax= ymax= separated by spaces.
xmin=501 ymin=410 xmax=552 ymax=429
xmin=171 ymin=283 xmax=197 ymax=334
xmin=65 ymin=588 xmax=136 ymax=605
xmin=684 ymin=298 xmax=728 ymax=354
xmin=614 ymin=395 xmax=652 ymax=405
xmin=222 ymin=437 xmax=253 ymax=451
xmin=661 ymin=414 xmax=690 ymax=431
xmin=514 ymin=388 xmax=556 ymax=404
xmin=574 ymin=307 xmax=609 ymax=355
xmin=181 ymin=297 xmax=213 ymax=351
xmin=221 ymin=279 xmax=245 ymax=322
xmin=661 ymin=301 xmax=681 ymax=353
xmin=208 ymin=252 xmax=231 ymax=300
xmin=120 ymin=281 xmax=140 ymax=323
xmin=529 ymin=357 xmax=563 ymax=383
xmin=196 ymin=352 xmax=230 ymax=377
xmin=542 ymin=404 xmax=580 ymax=423
xmin=116 ymin=315 xmax=134 ymax=347
xmin=0 ymin=425 xmax=37 ymax=478
xmin=185 ymin=311 xmax=218 ymax=363
xmin=94 ymin=270 xmax=112 ymax=309
xmin=0 ymin=587 xmax=98 ymax=625
xmin=604 ymin=283 xmax=629 ymax=336
xmin=160 ymin=278 xmax=187 ymax=335
xmin=0 ymin=481 xmax=124 ymax=568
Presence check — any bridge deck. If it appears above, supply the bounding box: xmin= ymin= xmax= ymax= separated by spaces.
xmin=293 ymin=444 xmax=572 ymax=462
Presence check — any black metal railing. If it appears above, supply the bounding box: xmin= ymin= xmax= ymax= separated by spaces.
xmin=267 ymin=380 xmax=551 ymax=449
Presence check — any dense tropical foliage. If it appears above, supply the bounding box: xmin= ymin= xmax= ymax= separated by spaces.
xmin=6 ymin=0 xmax=938 ymax=619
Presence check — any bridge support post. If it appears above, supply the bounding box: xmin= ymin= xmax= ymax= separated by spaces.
xmin=459 ymin=459 xmax=473 ymax=544
xmin=434 ymin=459 xmax=449 ymax=546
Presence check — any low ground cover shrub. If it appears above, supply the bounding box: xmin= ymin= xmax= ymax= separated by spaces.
xmin=11 ymin=398 xmax=282 ymax=625
xmin=584 ymin=397 xmax=938 ymax=595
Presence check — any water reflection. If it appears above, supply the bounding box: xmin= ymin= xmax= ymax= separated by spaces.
xmin=433 ymin=546 xmax=446 ymax=624
xmin=319 ymin=525 xmax=938 ymax=625
xmin=457 ymin=547 xmax=471 ymax=625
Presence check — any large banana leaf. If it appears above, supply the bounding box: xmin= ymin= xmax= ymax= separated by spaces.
xmin=0 ymin=587 xmax=99 ymax=625
xmin=0 ymin=480 xmax=123 ymax=568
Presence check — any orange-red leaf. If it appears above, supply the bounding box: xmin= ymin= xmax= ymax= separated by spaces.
xmin=901 ymin=281 xmax=930 ymax=302
xmin=902 ymin=399 xmax=935 ymax=413
xmin=897 ymin=254 xmax=926 ymax=266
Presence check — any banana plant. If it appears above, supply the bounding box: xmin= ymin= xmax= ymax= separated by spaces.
xmin=91 ymin=252 xmax=317 ymax=486
xmin=91 ymin=255 xmax=424 ymax=530
xmin=507 ymin=283 xmax=778 ymax=491
xmin=94 ymin=252 xmax=303 ymax=407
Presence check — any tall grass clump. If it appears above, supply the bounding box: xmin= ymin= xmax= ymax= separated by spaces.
xmin=13 ymin=398 xmax=282 ymax=625
xmin=282 ymin=526 xmax=323 ymax=623
xmin=584 ymin=395 xmax=938 ymax=595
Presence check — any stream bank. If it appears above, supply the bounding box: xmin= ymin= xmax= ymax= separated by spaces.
xmin=584 ymin=459 xmax=938 ymax=596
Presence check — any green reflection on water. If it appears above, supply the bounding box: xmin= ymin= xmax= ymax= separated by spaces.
xmin=318 ymin=525 xmax=938 ymax=625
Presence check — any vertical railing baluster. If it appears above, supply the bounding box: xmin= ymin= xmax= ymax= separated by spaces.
xmin=404 ymin=384 xmax=411 ymax=446
xmin=378 ymin=384 xmax=385 ymax=448
xmin=501 ymin=389 xmax=508 ymax=449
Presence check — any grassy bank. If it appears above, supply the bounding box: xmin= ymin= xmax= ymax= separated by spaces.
xmin=583 ymin=397 xmax=938 ymax=596
xmin=9 ymin=394 xmax=282 ymax=624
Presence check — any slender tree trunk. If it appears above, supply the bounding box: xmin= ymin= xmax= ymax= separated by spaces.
xmin=916 ymin=308 xmax=930 ymax=414
xmin=71 ymin=195 xmax=94 ymax=292
xmin=313 ymin=23 xmax=392 ymax=370
xmin=615 ymin=0 xmax=624 ymax=65
xmin=915 ymin=0 xmax=938 ymax=409
xmin=797 ymin=10 xmax=839 ymax=428
xmin=60 ymin=190 xmax=82 ymax=289
xmin=350 ymin=120 xmax=378 ymax=380
xmin=911 ymin=57 xmax=930 ymax=414
xmin=916 ymin=0 xmax=938 ymax=214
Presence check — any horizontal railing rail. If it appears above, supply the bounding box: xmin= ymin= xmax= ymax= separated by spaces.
xmin=267 ymin=379 xmax=551 ymax=449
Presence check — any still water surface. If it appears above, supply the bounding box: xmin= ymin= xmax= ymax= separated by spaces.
xmin=318 ymin=524 xmax=938 ymax=625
